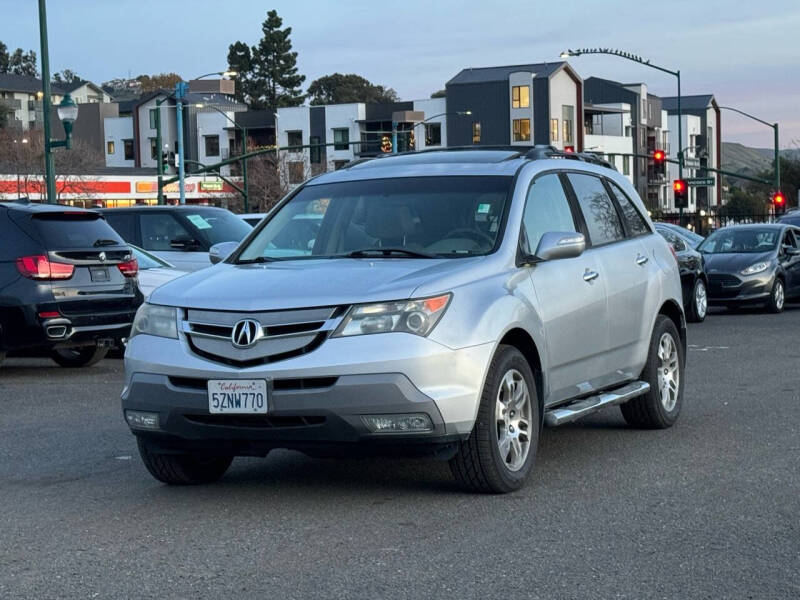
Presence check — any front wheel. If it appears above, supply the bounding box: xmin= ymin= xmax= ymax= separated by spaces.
xmin=686 ymin=277 xmax=707 ymax=323
xmin=621 ymin=315 xmax=684 ymax=429
xmin=765 ymin=278 xmax=785 ymax=313
xmin=137 ymin=439 xmax=233 ymax=485
xmin=450 ymin=345 xmax=540 ymax=493
xmin=50 ymin=344 xmax=109 ymax=368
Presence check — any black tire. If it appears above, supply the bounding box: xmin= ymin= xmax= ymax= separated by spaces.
xmin=450 ymin=345 xmax=540 ymax=493
xmin=621 ymin=315 xmax=684 ymax=429
xmin=137 ymin=438 xmax=233 ymax=485
xmin=765 ymin=277 xmax=785 ymax=313
xmin=49 ymin=345 xmax=109 ymax=368
xmin=686 ymin=277 xmax=707 ymax=323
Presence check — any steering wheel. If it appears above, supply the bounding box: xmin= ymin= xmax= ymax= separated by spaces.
xmin=441 ymin=227 xmax=494 ymax=246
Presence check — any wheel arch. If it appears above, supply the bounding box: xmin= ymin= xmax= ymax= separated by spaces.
xmin=657 ymin=299 xmax=687 ymax=351
xmin=498 ymin=327 xmax=545 ymax=420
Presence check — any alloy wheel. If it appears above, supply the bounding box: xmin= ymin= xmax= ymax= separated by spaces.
xmin=775 ymin=280 xmax=785 ymax=310
xmin=495 ymin=369 xmax=533 ymax=472
xmin=695 ymin=280 xmax=707 ymax=319
xmin=656 ymin=333 xmax=680 ymax=412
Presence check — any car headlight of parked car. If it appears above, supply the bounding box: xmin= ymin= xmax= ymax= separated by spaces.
xmin=333 ymin=293 xmax=451 ymax=338
xmin=740 ymin=261 xmax=770 ymax=276
xmin=130 ymin=303 xmax=178 ymax=339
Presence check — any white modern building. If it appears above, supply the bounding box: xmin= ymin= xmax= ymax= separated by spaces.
xmin=0 ymin=74 xmax=63 ymax=131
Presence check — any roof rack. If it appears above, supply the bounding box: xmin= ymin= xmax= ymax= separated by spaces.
xmin=524 ymin=145 xmax=617 ymax=170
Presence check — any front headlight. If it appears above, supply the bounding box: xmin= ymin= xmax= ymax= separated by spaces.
xmin=333 ymin=293 xmax=451 ymax=338
xmin=740 ymin=261 xmax=769 ymax=276
xmin=129 ymin=303 xmax=178 ymax=339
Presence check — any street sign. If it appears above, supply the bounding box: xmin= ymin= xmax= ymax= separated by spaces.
xmin=687 ymin=177 xmax=715 ymax=187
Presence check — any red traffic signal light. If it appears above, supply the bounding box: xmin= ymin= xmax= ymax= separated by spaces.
xmin=673 ymin=179 xmax=686 ymax=193
xmin=673 ymin=179 xmax=688 ymax=208
xmin=772 ymin=191 xmax=785 ymax=206
xmin=653 ymin=149 xmax=666 ymax=163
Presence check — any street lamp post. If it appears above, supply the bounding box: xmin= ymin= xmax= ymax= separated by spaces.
xmin=718 ymin=106 xmax=780 ymax=190
xmin=195 ymin=102 xmax=249 ymax=211
xmin=38 ymin=0 xmax=79 ymax=203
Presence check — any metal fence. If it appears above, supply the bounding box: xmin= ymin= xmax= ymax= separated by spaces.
xmin=656 ymin=212 xmax=778 ymax=236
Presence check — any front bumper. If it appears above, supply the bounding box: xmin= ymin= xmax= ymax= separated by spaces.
xmin=707 ymin=272 xmax=774 ymax=305
xmin=123 ymin=333 xmax=495 ymax=450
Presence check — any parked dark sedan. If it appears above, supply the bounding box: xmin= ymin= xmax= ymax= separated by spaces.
xmin=655 ymin=223 xmax=707 ymax=322
xmin=697 ymin=223 xmax=800 ymax=313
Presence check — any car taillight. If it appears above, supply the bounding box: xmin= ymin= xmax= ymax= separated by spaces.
xmin=16 ymin=255 xmax=75 ymax=280
xmin=117 ymin=258 xmax=138 ymax=277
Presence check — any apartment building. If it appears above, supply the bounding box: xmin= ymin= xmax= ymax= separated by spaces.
xmin=0 ymin=74 xmax=63 ymax=131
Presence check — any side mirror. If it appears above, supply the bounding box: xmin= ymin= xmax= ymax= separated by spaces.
xmin=209 ymin=241 xmax=239 ymax=264
xmin=170 ymin=235 xmax=200 ymax=251
xmin=534 ymin=232 xmax=586 ymax=261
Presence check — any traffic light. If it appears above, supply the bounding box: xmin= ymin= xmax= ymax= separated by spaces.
xmin=772 ymin=191 xmax=786 ymax=212
xmin=673 ymin=179 xmax=688 ymax=208
xmin=652 ymin=149 xmax=666 ymax=178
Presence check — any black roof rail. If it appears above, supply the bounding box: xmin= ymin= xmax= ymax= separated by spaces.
xmin=524 ymin=145 xmax=617 ymax=170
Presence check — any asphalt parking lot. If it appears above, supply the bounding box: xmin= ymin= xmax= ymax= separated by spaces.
xmin=1 ymin=307 xmax=799 ymax=599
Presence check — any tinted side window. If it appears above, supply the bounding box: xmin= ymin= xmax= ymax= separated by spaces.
xmin=140 ymin=213 xmax=192 ymax=251
xmin=31 ymin=214 xmax=124 ymax=249
xmin=103 ymin=212 xmax=137 ymax=244
xmin=521 ymin=174 xmax=577 ymax=254
xmin=607 ymin=181 xmax=650 ymax=237
xmin=566 ymin=173 xmax=625 ymax=246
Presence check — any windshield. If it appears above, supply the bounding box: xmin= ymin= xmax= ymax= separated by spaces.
xmin=698 ymin=228 xmax=780 ymax=254
xmin=183 ymin=209 xmax=253 ymax=246
xmin=236 ymin=176 xmax=512 ymax=262
xmin=131 ymin=245 xmax=172 ymax=269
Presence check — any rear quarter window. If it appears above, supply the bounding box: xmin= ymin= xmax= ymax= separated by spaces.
xmin=31 ymin=213 xmax=124 ymax=249
xmin=607 ymin=180 xmax=650 ymax=237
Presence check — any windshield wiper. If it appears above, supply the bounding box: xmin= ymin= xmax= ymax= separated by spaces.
xmin=93 ymin=239 xmax=120 ymax=247
xmin=343 ymin=248 xmax=439 ymax=259
xmin=236 ymin=256 xmax=276 ymax=264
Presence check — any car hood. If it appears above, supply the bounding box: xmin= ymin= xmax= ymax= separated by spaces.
xmin=702 ymin=251 xmax=774 ymax=274
xmin=138 ymin=267 xmax=186 ymax=298
xmin=149 ymin=257 xmax=486 ymax=311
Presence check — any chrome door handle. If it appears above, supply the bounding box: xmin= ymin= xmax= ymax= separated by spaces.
xmin=636 ymin=254 xmax=649 ymax=266
xmin=583 ymin=269 xmax=599 ymax=282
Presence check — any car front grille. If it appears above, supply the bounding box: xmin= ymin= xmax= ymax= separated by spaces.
xmin=182 ymin=306 xmax=346 ymax=366
xmin=708 ymin=273 xmax=742 ymax=287
xmin=184 ymin=414 xmax=326 ymax=428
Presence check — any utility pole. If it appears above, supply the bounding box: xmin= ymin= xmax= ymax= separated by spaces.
xmin=38 ymin=0 xmax=55 ymax=204
xmin=174 ymin=81 xmax=188 ymax=205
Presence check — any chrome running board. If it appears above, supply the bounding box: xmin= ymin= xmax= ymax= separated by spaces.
xmin=544 ymin=381 xmax=650 ymax=426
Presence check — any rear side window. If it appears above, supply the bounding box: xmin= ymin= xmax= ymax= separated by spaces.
xmin=566 ymin=173 xmax=625 ymax=246
xmin=607 ymin=180 xmax=650 ymax=237
xmin=522 ymin=173 xmax=577 ymax=254
xmin=31 ymin=213 xmax=124 ymax=249
xmin=103 ymin=212 xmax=138 ymax=244
xmin=140 ymin=213 xmax=193 ymax=251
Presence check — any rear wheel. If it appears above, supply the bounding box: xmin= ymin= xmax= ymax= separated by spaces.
xmin=766 ymin=278 xmax=785 ymax=313
xmin=686 ymin=277 xmax=707 ymax=323
xmin=137 ymin=439 xmax=233 ymax=485
xmin=450 ymin=345 xmax=540 ymax=493
xmin=49 ymin=344 xmax=109 ymax=368
xmin=621 ymin=315 xmax=684 ymax=429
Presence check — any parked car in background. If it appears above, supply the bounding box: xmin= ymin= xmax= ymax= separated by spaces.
xmin=655 ymin=223 xmax=708 ymax=322
xmin=99 ymin=206 xmax=252 ymax=272
xmin=129 ymin=245 xmax=184 ymax=298
xmin=122 ymin=147 xmax=686 ymax=493
xmin=0 ymin=202 xmax=142 ymax=368
xmin=698 ymin=223 xmax=800 ymax=313
xmin=777 ymin=208 xmax=800 ymax=227
xmin=239 ymin=213 xmax=267 ymax=227
xmin=656 ymin=222 xmax=705 ymax=249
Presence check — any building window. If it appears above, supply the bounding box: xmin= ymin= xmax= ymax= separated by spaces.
xmin=204 ymin=135 xmax=220 ymax=157
xmin=333 ymin=160 xmax=348 ymax=170
xmin=562 ymin=105 xmax=574 ymax=144
xmin=149 ymin=108 xmax=157 ymax=129
xmin=424 ymin=122 xmax=441 ymax=147
xmin=333 ymin=128 xmax=349 ymax=151
xmin=550 ymin=118 xmax=559 ymax=142
xmin=287 ymin=130 xmax=303 ymax=152
xmin=623 ymin=155 xmax=630 ymax=176
xmin=310 ymin=135 xmax=322 ymax=164
xmin=625 ymin=125 xmax=632 ymax=137
xmin=288 ymin=161 xmax=304 ymax=184
xmin=472 ymin=122 xmax=481 ymax=144
xmin=123 ymin=139 xmax=134 ymax=160
xmin=511 ymin=85 xmax=530 ymax=109
xmin=512 ymin=118 xmax=531 ymax=142
xmin=107 ymin=141 xmax=115 ymax=155
xmin=149 ymin=138 xmax=157 ymax=160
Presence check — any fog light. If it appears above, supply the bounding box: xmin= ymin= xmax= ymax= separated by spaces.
xmin=362 ymin=413 xmax=433 ymax=433
xmin=125 ymin=410 xmax=160 ymax=430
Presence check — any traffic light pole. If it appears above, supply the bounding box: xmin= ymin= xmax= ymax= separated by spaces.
xmin=718 ymin=106 xmax=780 ymax=191
xmin=156 ymin=99 xmax=164 ymax=205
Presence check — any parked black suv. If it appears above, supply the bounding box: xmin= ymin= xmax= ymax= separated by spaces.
xmin=0 ymin=202 xmax=143 ymax=368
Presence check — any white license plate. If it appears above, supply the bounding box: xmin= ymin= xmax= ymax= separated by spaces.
xmin=207 ymin=379 xmax=268 ymax=414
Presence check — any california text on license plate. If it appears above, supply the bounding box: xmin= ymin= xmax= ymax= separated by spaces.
xmin=207 ymin=380 xmax=268 ymax=414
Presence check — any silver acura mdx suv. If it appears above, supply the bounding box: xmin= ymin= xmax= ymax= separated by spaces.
xmin=123 ymin=147 xmax=686 ymax=493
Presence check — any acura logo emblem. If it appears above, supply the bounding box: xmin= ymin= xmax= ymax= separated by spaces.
xmin=231 ymin=319 xmax=262 ymax=348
